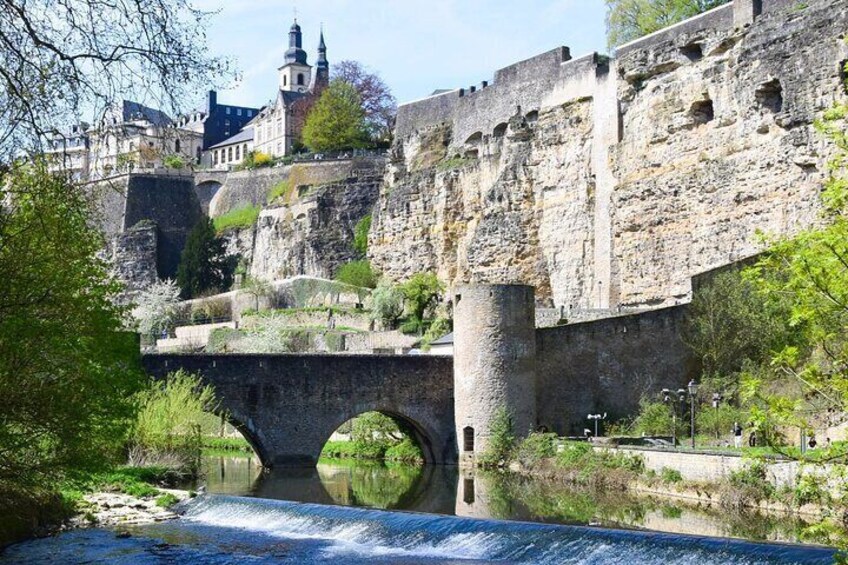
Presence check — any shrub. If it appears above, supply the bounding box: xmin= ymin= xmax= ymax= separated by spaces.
xmin=420 ymin=317 xmax=452 ymax=350
xmin=335 ymin=259 xmax=377 ymax=289
xmin=659 ymin=467 xmax=683 ymax=484
xmin=477 ymin=408 xmax=516 ymax=468
xmin=131 ymin=370 xmax=218 ymax=477
xmin=163 ymin=154 xmax=185 ymax=169
xmin=401 ymin=272 xmax=443 ymax=327
xmin=155 ymin=493 xmax=180 ymax=508
xmin=370 ymin=280 xmax=405 ymax=329
xmin=515 ymin=432 xmax=557 ymax=467
xmin=212 ymin=205 xmax=261 ymax=233
xmin=794 ymin=471 xmax=830 ymax=507
xmin=721 ymin=461 xmax=775 ymax=508
xmin=632 ymin=397 xmax=681 ymax=438
xmin=242 ymin=151 xmax=273 ymax=170
xmin=353 ymin=214 xmax=372 ymax=255
xmin=133 ymin=279 xmax=181 ymax=340
xmin=385 ymin=438 xmax=424 ymax=464
xmin=177 ymin=217 xmax=235 ymax=298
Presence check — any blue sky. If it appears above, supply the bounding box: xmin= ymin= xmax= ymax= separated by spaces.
xmin=194 ymin=0 xmax=609 ymax=109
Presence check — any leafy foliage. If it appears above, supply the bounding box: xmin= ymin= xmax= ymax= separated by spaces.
xmin=631 ymin=398 xmax=682 ymax=438
xmin=302 ymin=79 xmax=370 ymax=152
xmin=370 ymin=279 xmax=405 ymax=329
xmin=605 ymin=0 xmax=730 ymax=47
xmin=241 ymin=151 xmax=274 ymax=170
xmin=177 ymin=217 xmax=234 ymax=298
xmin=739 ymin=69 xmax=848 ymax=442
xmin=163 ymin=154 xmax=186 ymax=169
xmin=335 ymin=259 xmax=377 ymax=289
xmin=0 ymin=163 xmax=144 ymax=489
xmin=333 ymin=60 xmax=397 ymax=142
xmin=401 ymin=272 xmax=443 ymax=328
xmin=131 ymin=370 xmax=217 ymax=475
xmin=478 ymin=408 xmax=516 ymax=468
xmin=353 ymin=214 xmax=372 ymax=255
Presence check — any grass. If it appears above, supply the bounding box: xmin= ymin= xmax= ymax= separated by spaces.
xmin=436 ymin=156 xmax=473 ymax=171
xmin=213 ymin=205 xmax=261 ymax=232
xmin=201 ymin=436 xmax=254 ymax=453
xmin=267 ymin=179 xmax=292 ymax=204
xmin=155 ymin=493 xmax=180 ymax=508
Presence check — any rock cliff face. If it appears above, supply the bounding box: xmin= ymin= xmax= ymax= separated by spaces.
xmin=220 ymin=160 xmax=383 ymax=281
xmin=370 ymin=0 xmax=848 ymax=310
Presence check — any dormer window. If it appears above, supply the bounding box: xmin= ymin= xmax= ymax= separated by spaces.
xmin=226 ymin=107 xmax=231 ymax=115
xmin=237 ymin=109 xmax=242 ymax=116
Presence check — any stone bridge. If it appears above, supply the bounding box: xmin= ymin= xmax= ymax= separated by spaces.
xmin=141 ymin=353 xmax=456 ymax=467
xmin=193 ymin=170 xmax=229 ymax=213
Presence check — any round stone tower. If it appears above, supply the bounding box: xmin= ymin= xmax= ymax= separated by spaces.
xmin=452 ymin=284 xmax=537 ymax=465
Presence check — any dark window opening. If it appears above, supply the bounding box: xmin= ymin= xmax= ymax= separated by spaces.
xmin=755 ymin=79 xmax=783 ymax=113
xmin=463 ymin=426 xmax=474 ymax=452
xmin=297 ymin=73 xmax=305 ymax=86
xmin=463 ymin=478 xmax=475 ymax=504
xmin=283 ymin=75 xmax=287 ymax=86
xmin=840 ymin=60 xmax=848 ymax=94
xmin=525 ymin=110 xmax=539 ymax=122
xmin=690 ymin=98 xmax=714 ymax=125
xmin=174 ymin=139 xmax=181 ymax=153
xmin=680 ymin=43 xmax=703 ymax=62
xmin=493 ymin=123 xmax=508 ymax=137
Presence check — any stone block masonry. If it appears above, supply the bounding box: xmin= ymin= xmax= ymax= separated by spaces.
xmin=371 ymin=0 xmax=848 ymax=312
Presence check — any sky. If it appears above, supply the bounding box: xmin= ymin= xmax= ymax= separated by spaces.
xmin=193 ymin=0 xmax=609 ymax=109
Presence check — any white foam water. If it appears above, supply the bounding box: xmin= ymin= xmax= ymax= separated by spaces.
xmin=178 ymin=494 xmax=836 ymax=564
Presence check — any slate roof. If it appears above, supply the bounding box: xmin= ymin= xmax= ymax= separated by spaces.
xmin=429 ymin=332 xmax=454 ymax=346
xmin=118 ymin=100 xmax=172 ymax=126
xmin=208 ymin=127 xmax=254 ymax=150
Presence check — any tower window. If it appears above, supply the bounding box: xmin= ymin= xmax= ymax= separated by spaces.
xmin=463 ymin=427 xmax=474 ymax=452
xmin=297 ymin=73 xmax=305 ymax=85
xmin=174 ymin=139 xmax=180 ymax=153
xmin=283 ymin=75 xmax=287 ymax=86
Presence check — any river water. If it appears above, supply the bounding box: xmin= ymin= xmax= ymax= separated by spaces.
xmin=1 ymin=455 xmax=837 ymax=564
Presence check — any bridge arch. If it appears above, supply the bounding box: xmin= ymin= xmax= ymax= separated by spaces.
xmin=141 ymin=353 xmax=457 ymax=467
xmin=195 ymin=180 xmax=223 ymax=214
xmin=319 ymin=408 xmax=440 ymax=464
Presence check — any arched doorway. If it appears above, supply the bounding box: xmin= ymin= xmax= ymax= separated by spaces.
xmin=195 ymin=180 xmax=223 ymax=214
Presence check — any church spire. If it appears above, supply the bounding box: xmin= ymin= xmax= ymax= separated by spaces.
xmin=314 ymin=25 xmax=329 ymax=91
xmin=284 ymin=17 xmax=308 ymax=65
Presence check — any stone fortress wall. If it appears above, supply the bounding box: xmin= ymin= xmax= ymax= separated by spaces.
xmin=371 ymin=0 xmax=848 ymax=313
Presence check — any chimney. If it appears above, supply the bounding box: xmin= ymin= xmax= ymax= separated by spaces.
xmin=206 ymin=90 xmax=217 ymax=114
xmin=734 ymin=0 xmax=762 ymax=27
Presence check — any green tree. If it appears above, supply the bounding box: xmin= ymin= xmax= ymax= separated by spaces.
xmin=335 ymin=259 xmax=377 ymax=289
xmin=302 ymin=79 xmax=369 ymax=153
xmin=353 ymin=214 xmax=372 ymax=255
xmin=370 ymin=279 xmax=405 ymax=329
xmin=401 ymin=272 xmax=443 ymax=326
xmin=240 ymin=275 xmax=273 ymax=311
xmin=742 ymin=64 xmax=848 ymax=444
xmin=683 ymin=269 xmax=799 ymax=393
xmin=176 ymin=217 xmax=234 ymax=299
xmin=0 ymin=163 xmax=144 ymax=489
xmin=605 ymin=0 xmax=730 ymax=48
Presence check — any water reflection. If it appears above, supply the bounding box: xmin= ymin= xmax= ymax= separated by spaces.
xmin=194 ymin=455 xmax=824 ymax=546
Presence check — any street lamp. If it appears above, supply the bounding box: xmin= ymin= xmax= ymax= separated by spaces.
xmin=587 ymin=413 xmax=607 ymax=438
xmin=712 ymin=392 xmax=723 ymax=439
xmin=688 ymin=380 xmax=699 ymax=448
xmin=662 ymin=388 xmax=687 ymax=446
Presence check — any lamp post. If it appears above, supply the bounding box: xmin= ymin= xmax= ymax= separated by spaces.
xmin=712 ymin=392 xmax=723 ymax=439
xmin=587 ymin=413 xmax=607 ymax=438
xmin=662 ymin=389 xmax=686 ymax=446
xmin=688 ymin=380 xmax=699 ymax=449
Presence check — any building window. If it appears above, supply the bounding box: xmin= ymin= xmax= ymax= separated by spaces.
xmin=283 ymin=75 xmax=287 ymax=86
xmin=226 ymin=107 xmax=231 ymax=115
xmin=243 ymin=143 xmax=248 ymax=156
xmin=463 ymin=427 xmax=474 ymax=452
xmin=246 ymin=110 xmax=252 ymax=117
xmin=235 ymin=145 xmax=240 ymax=160
xmin=237 ymin=108 xmax=242 ymax=116
xmin=175 ymin=139 xmax=181 ymax=153
xmin=228 ymin=147 xmax=233 ymax=162
xmin=213 ymin=151 xmax=218 ymax=165
xmin=297 ymin=73 xmax=304 ymax=85
xmin=224 ymin=119 xmax=230 ymax=127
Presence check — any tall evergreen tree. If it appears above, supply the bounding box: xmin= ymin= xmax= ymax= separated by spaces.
xmin=302 ymin=79 xmax=370 ymax=153
xmin=176 ymin=217 xmax=233 ymax=299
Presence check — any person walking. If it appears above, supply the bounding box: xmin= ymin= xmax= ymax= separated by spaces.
xmin=733 ymin=422 xmax=743 ymax=448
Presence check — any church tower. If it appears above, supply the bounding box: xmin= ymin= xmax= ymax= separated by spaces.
xmin=279 ymin=19 xmax=312 ymax=93
xmin=313 ymin=28 xmax=330 ymax=93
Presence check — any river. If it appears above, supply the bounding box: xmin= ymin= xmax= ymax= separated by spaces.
xmin=0 ymin=455 xmax=837 ymax=563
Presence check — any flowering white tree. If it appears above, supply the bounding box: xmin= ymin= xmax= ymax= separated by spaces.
xmin=133 ymin=279 xmax=182 ymax=339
